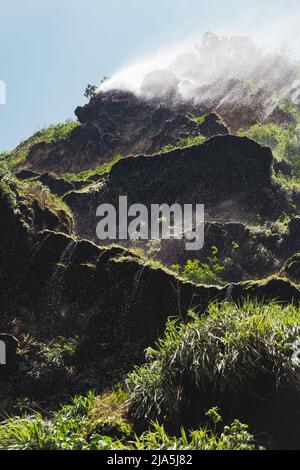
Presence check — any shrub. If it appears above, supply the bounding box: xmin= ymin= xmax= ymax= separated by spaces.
xmin=127 ymin=300 xmax=300 ymax=426
xmin=0 ymin=392 xmax=96 ymax=450
xmin=171 ymin=246 xmax=224 ymax=285
xmin=84 ymin=84 xmax=97 ymax=99
xmin=238 ymin=122 xmax=300 ymax=176
xmin=0 ymin=390 xmax=131 ymax=450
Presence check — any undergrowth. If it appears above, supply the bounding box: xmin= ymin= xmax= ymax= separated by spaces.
xmin=0 ymin=391 xmax=260 ymax=450
xmin=127 ymin=300 xmax=300 ymax=424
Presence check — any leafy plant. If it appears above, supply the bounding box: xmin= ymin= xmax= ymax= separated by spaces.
xmin=0 ymin=392 xmax=96 ymax=450
xmin=84 ymin=84 xmax=97 ymax=99
xmin=40 ymin=338 xmax=77 ymax=367
xmin=238 ymin=121 xmax=300 ymax=176
xmin=0 ymin=393 xmax=261 ymax=450
xmin=114 ymin=415 xmax=262 ymax=450
xmin=127 ymin=300 xmax=300 ymax=425
xmin=172 ymin=246 xmax=224 ymax=285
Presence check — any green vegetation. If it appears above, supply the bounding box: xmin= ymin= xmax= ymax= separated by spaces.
xmin=273 ymin=171 xmax=300 ymax=191
xmin=62 ymin=155 xmax=121 ymax=182
xmin=238 ymin=103 xmax=300 ymax=178
xmin=0 ymin=390 xmax=260 ymax=450
xmin=0 ymin=164 xmax=20 ymax=208
xmin=171 ymin=246 xmax=224 ymax=285
xmin=162 ymin=134 xmax=206 ymax=153
xmin=115 ymin=414 xmax=262 ymax=450
xmin=20 ymin=179 xmax=74 ymax=227
xmin=0 ymin=166 xmax=74 ymax=231
xmin=1 ymin=121 xmax=79 ymax=169
xmin=1 ymin=299 xmax=298 ymax=450
xmin=0 ymin=392 xmax=97 ymax=450
xmin=84 ymin=84 xmax=97 ymax=99
xmin=238 ymin=122 xmax=300 ymax=163
xmin=127 ymin=300 xmax=300 ymax=424
xmin=189 ymin=115 xmax=206 ymax=125
xmin=40 ymin=338 xmax=77 ymax=367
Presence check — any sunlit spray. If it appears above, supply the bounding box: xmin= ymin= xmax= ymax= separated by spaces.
xmin=99 ymin=32 xmax=300 ymax=121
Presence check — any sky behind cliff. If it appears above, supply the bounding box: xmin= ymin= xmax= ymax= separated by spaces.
xmin=1 ymin=0 xmax=300 ymax=151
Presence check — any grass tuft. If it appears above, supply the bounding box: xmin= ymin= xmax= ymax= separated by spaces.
xmin=127 ymin=300 xmax=300 ymax=424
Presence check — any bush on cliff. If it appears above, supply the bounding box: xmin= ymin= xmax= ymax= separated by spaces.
xmin=238 ymin=121 xmax=300 ymax=177
xmin=171 ymin=246 xmax=225 ymax=285
xmin=127 ymin=300 xmax=300 ymax=448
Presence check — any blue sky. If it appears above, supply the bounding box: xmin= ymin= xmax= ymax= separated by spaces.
xmin=1 ymin=0 xmax=300 ymax=151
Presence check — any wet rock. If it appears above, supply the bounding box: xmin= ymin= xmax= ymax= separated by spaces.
xmin=280 ymin=253 xmax=300 ymax=283
xmin=273 ymin=159 xmax=293 ymax=176
xmin=38 ymin=173 xmax=74 ymax=196
xmin=20 ymin=90 xmax=229 ymax=174
xmin=65 ymin=135 xmax=275 ymax=241
xmin=281 ymin=217 xmax=300 ymax=257
xmin=16 ymin=169 xmax=40 ymax=180
xmin=230 ymin=276 xmax=300 ymax=304
xmin=72 ymin=179 xmax=92 ymax=190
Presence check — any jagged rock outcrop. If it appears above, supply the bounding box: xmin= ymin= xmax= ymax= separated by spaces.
xmin=65 ymin=135 xmax=275 ymax=235
xmin=0 ymin=173 xmax=74 ymax=325
xmin=0 ymin=182 xmax=299 ymax=406
xmin=18 ymin=90 xmax=229 ymax=174
xmin=2 ymin=226 xmax=300 ymax=382
xmin=62 ymin=134 xmax=298 ymax=281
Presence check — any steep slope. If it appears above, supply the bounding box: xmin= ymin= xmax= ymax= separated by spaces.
xmin=64 ymin=134 xmax=298 ymax=281
xmin=16 ymin=90 xmax=228 ymax=174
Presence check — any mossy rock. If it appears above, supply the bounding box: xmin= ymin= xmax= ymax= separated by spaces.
xmin=280 ymin=254 xmax=300 ymax=283
xmin=229 ymin=276 xmax=300 ymax=304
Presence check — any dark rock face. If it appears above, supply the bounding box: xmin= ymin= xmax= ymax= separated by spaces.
xmin=17 ymin=171 xmax=76 ymax=196
xmin=281 ymin=217 xmax=300 ymax=258
xmin=38 ymin=173 xmax=75 ymax=197
xmin=16 ymin=169 xmax=40 ymax=180
xmin=65 ymin=135 xmax=274 ymax=232
xmin=62 ymin=133 xmax=300 ymax=283
xmin=20 ymin=90 xmax=229 ymax=174
xmin=280 ymin=253 xmax=300 ymax=282
xmin=0 ymin=174 xmax=74 ymax=328
xmin=1 ymin=186 xmax=300 ymax=411
xmin=3 ymin=226 xmax=299 ymax=372
xmin=107 ymin=134 xmax=272 ymax=204
xmin=273 ymin=159 xmax=293 ymax=176
xmin=156 ymin=222 xmax=280 ymax=282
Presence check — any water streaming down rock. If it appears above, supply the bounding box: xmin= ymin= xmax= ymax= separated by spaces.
xmin=13 ymin=233 xmax=52 ymax=314
xmin=47 ymin=240 xmax=78 ymax=320
xmin=131 ymin=263 xmax=147 ymax=307
xmin=117 ymin=263 xmax=148 ymax=348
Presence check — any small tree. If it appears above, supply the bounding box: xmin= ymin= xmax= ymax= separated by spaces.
xmin=84 ymin=84 xmax=97 ymax=99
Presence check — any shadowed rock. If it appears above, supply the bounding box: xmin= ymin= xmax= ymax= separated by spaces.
xmin=20 ymin=90 xmax=229 ymax=174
